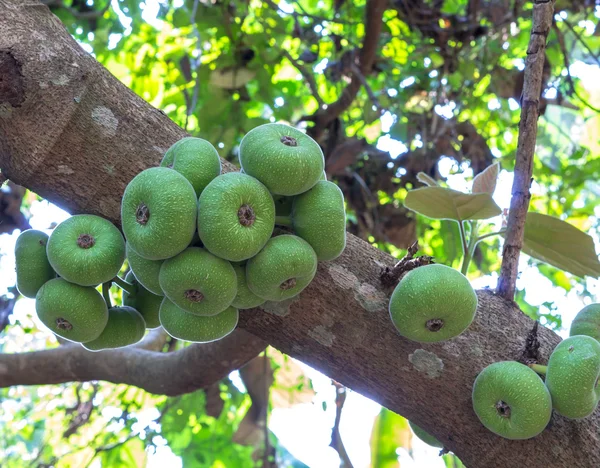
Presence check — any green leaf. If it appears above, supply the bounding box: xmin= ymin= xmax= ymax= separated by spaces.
xmin=369 ymin=408 xmax=411 ymax=468
xmin=404 ymin=187 xmax=502 ymax=221
xmin=472 ymin=162 xmax=500 ymax=194
xmin=210 ymin=68 xmax=256 ymax=89
xmin=520 ymin=212 xmax=600 ymax=278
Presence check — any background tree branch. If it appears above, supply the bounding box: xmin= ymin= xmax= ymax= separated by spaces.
xmin=496 ymin=0 xmax=556 ymax=300
xmin=0 ymin=328 xmax=267 ymax=395
xmin=307 ymin=0 xmax=386 ymax=138
xmin=1 ymin=2 xmax=599 ymax=467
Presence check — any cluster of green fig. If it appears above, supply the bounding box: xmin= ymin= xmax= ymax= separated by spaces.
xmin=472 ymin=304 xmax=600 ymax=440
xmin=14 ymin=123 xmax=346 ymax=350
xmin=387 ymin=264 xmax=599 ymax=444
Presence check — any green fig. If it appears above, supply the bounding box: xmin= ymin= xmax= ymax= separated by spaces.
xmin=409 ymin=421 xmax=443 ymax=448
xmin=291 ymin=181 xmax=346 ymax=261
xmin=389 ymin=264 xmax=477 ymax=343
xmin=159 ymin=298 xmax=238 ymax=343
xmin=14 ymin=230 xmax=55 ymax=298
xmin=232 ymin=263 xmax=265 ymax=310
xmin=545 ymin=335 xmax=600 ymax=419
xmin=239 ymin=123 xmax=324 ymax=196
xmin=126 ymin=242 xmax=164 ymax=296
xmin=122 ymin=271 xmax=162 ymax=329
xmin=273 ymin=194 xmax=294 ymax=217
xmin=35 ymin=278 xmax=108 ymax=343
xmin=472 ymin=361 xmax=552 ymax=440
xmin=246 ymin=235 xmax=317 ymax=301
xmin=121 ymin=167 xmax=197 ymax=260
xmin=570 ymin=304 xmax=600 ymax=342
xmin=46 ymin=215 xmax=125 ymax=287
xmin=82 ymin=306 xmax=146 ymax=351
xmin=161 ymin=137 xmax=221 ymax=197
xmin=197 ymin=172 xmax=275 ymax=262
xmin=159 ymin=247 xmax=237 ymax=316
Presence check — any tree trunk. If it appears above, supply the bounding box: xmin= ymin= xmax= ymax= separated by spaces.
xmin=0 ymin=2 xmax=598 ymax=467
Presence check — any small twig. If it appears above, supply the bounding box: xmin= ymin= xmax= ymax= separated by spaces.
xmin=281 ymin=50 xmax=325 ymax=108
xmin=497 ymin=0 xmax=556 ymax=300
xmin=560 ymin=18 xmax=600 ymax=67
xmin=330 ymin=381 xmax=354 ymax=468
xmin=380 ymin=242 xmax=435 ymax=288
xmin=262 ymin=349 xmax=270 ymax=467
xmin=554 ymin=23 xmax=600 ymax=113
xmin=350 ymin=63 xmax=384 ymax=113
xmin=520 ymin=321 xmax=541 ymax=365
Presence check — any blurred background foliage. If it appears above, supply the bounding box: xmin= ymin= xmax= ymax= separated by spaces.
xmin=1 ymin=0 xmax=599 ymax=466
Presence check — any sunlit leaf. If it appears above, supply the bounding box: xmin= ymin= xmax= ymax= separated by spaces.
xmin=472 ymin=162 xmax=500 ymax=194
xmin=404 ymin=187 xmax=502 ymax=221
xmin=370 ymin=408 xmax=411 ymax=468
xmin=520 ymin=212 xmax=600 ymax=278
xmin=210 ymin=68 xmax=256 ymax=89
xmin=416 ymin=172 xmax=438 ymax=187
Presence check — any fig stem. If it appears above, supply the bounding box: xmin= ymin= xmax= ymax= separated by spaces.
xmin=275 ymin=215 xmax=292 ymax=228
xmin=460 ymin=221 xmax=479 ymax=275
xmin=528 ymin=364 xmax=548 ymax=376
xmin=112 ymin=275 xmax=136 ymax=295
xmin=102 ymin=281 xmax=112 ymax=308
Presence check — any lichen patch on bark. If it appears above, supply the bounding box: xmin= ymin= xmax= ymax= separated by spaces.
xmin=409 ymin=349 xmax=444 ymax=379
xmin=354 ymin=282 xmax=388 ymax=312
xmin=328 ymin=264 xmax=360 ymax=290
xmin=91 ymin=106 xmax=118 ymax=137
xmin=261 ymin=297 xmax=298 ymax=316
xmin=308 ymin=325 xmax=334 ymax=347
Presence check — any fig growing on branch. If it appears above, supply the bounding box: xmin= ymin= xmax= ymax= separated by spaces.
xmin=388 ymin=264 xmax=477 ymax=343
xmin=159 ymin=298 xmax=239 ymax=343
xmin=121 ymin=167 xmax=197 ymax=260
xmin=160 ymin=137 xmax=221 ymax=197
xmin=82 ymin=306 xmax=146 ymax=352
xmin=14 ymin=229 xmax=55 ymax=298
xmin=246 ymin=234 xmax=318 ymax=301
xmin=35 ymin=278 xmax=108 ymax=343
xmin=158 ymin=247 xmax=237 ymax=316
xmin=570 ymin=304 xmax=600 ymax=342
xmin=291 ymin=180 xmax=346 ymax=261
xmin=122 ymin=271 xmax=162 ymax=329
xmin=46 ymin=214 xmax=125 ymax=287
xmin=197 ymin=172 xmax=275 ymax=262
xmin=545 ymin=335 xmax=600 ymax=419
xmin=239 ymin=123 xmax=325 ymax=196
xmin=472 ymin=361 xmax=552 ymax=440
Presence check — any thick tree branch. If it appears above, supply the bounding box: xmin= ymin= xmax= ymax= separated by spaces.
xmin=308 ymin=0 xmax=386 ymax=137
xmin=0 ymin=329 xmax=267 ymax=395
xmin=496 ymin=0 xmax=556 ymax=300
xmin=1 ymin=3 xmax=599 ymax=466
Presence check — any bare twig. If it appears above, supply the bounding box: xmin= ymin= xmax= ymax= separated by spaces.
xmin=350 ymin=63 xmax=385 ymax=113
xmin=330 ymin=381 xmax=354 ymax=468
xmin=496 ymin=0 xmax=556 ymax=300
xmin=380 ymin=241 xmax=435 ymax=288
xmin=281 ymin=50 xmax=325 ymax=108
xmin=560 ymin=18 xmax=600 ymax=67
xmin=553 ymin=23 xmax=600 ymax=113
xmin=306 ymin=0 xmax=387 ymax=138
xmin=520 ymin=321 xmax=541 ymax=365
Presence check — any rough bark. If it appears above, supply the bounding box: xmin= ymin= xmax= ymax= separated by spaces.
xmin=1 ymin=2 xmax=599 ymax=467
xmin=497 ymin=0 xmax=556 ymax=300
xmin=0 ymin=328 xmax=267 ymax=396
